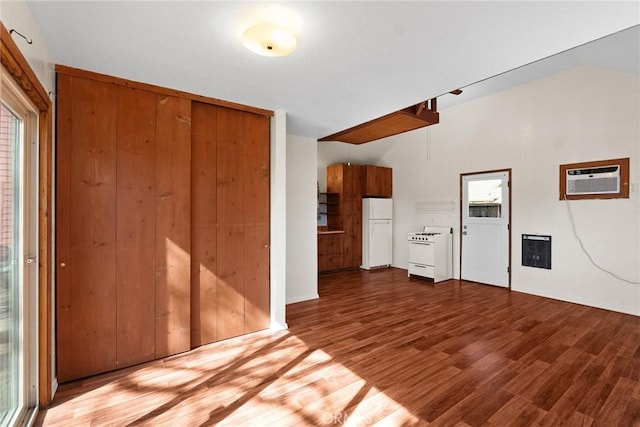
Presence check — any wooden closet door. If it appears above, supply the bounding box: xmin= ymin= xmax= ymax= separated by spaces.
xmin=56 ymin=75 xmax=117 ymax=382
xmin=155 ymin=95 xmax=191 ymax=358
xmin=191 ymin=102 xmax=218 ymax=346
xmin=243 ymin=112 xmax=270 ymax=333
xmin=216 ymin=107 xmax=246 ymax=340
xmin=115 ymin=86 xmax=157 ymax=367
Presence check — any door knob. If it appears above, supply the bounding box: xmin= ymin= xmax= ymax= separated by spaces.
xmin=462 ymin=231 xmax=467 ymax=235
xmin=25 ymin=256 xmax=36 ymax=264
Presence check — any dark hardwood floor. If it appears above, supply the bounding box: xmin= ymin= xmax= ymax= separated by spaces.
xmin=37 ymin=268 xmax=640 ymax=426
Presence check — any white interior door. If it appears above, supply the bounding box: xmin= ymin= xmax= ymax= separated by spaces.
xmin=461 ymin=171 xmax=510 ymax=287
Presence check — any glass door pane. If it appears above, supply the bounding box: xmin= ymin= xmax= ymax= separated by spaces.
xmin=467 ymin=178 xmax=503 ymax=218
xmin=0 ymin=103 xmax=21 ymax=425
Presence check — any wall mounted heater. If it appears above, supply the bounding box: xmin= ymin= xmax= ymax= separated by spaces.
xmin=522 ymin=234 xmax=551 ymax=270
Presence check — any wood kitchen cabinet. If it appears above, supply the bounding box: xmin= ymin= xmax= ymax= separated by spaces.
xmin=56 ymin=67 xmax=271 ymax=383
xmin=324 ymin=163 xmax=392 ymax=270
xmin=318 ymin=232 xmax=344 ymax=272
xmin=365 ymin=165 xmax=393 ymax=197
xmin=327 ymin=164 xmax=364 ymax=269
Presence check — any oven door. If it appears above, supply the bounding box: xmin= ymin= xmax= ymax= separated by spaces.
xmin=408 ymin=241 xmax=434 ymax=266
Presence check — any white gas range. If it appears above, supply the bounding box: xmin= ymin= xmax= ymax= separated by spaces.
xmin=408 ymin=226 xmax=453 ymax=282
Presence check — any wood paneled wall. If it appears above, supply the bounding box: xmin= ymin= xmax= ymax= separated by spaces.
xmin=56 ymin=69 xmax=271 ymax=383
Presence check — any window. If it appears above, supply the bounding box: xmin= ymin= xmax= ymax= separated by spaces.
xmin=0 ymin=68 xmax=38 ymax=427
xmin=467 ymin=179 xmax=503 ymax=218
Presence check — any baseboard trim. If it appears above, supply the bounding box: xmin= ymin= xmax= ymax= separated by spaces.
xmin=286 ymin=293 xmax=319 ymax=305
xmin=270 ymin=320 xmax=289 ymax=331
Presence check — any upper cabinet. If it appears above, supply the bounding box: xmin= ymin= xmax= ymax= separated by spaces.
xmin=365 ymin=165 xmax=393 ymax=198
xmin=327 ymin=164 xmax=393 ymax=199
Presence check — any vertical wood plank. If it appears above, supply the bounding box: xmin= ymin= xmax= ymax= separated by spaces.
xmin=67 ymin=77 xmax=118 ymax=381
xmin=344 ymin=164 xmax=364 ymax=201
xmin=191 ymin=102 xmax=218 ymax=346
xmin=155 ymin=95 xmax=191 ymax=358
xmin=216 ymin=225 xmax=245 ymax=339
xmin=242 ymin=113 xmax=270 ymax=225
xmin=380 ymin=166 xmax=393 ymax=197
xmin=243 ymin=113 xmax=270 ymax=333
xmin=38 ymin=106 xmax=53 ymax=404
xmin=341 ymin=200 xmax=359 ymax=268
xmin=347 ymin=166 xmax=365 ymax=268
xmin=115 ymin=86 xmax=157 ymax=367
xmin=326 ymin=164 xmax=344 ymax=194
xmin=350 ymin=200 xmax=363 ymax=268
xmin=244 ymin=224 xmax=270 ymax=331
xmin=216 ymin=107 xmax=245 ymax=340
xmin=55 ymin=74 xmax=72 ymax=382
xmin=365 ymin=165 xmax=378 ymax=196
xmin=326 ymin=164 xmax=344 ymax=230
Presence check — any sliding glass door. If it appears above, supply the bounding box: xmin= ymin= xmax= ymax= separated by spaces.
xmin=0 ymin=69 xmax=38 ymax=426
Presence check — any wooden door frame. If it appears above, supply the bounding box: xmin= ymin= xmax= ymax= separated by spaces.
xmin=459 ymin=168 xmax=512 ymax=289
xmin=0 ymin=23 xmax=53 ymax=406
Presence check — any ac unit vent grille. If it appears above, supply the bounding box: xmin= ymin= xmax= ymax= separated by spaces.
xmin=568 ymin=177 xmax=619 ymax=194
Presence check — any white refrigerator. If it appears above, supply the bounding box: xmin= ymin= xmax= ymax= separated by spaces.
xmin=361 ymin=198 xmax=393 ymax=270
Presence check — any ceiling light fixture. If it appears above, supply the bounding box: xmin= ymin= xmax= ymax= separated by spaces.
xmin=243 ymin=23 xmax=297 ymax=57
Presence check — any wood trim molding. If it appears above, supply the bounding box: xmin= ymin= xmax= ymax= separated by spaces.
xmin=0 ymin=21 xmax=53 ymax=406
xmin=0 ymin=24 xmax=50 ymax=111
xmin=55 ymin=64 xmax=274 ymax=117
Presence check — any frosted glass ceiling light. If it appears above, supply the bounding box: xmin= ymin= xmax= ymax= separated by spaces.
xmin=243 ymin=23 xmax=297 ymax=57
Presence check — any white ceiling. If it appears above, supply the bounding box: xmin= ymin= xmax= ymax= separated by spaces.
xmin=26 ymin=1 xmax=640 ymax=139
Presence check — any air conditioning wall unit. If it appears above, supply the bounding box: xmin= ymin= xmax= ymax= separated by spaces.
xmin=559 ymin=157 xmax=630 ymax=200
xmin=566 ymin=164 xmax=620 ymax=195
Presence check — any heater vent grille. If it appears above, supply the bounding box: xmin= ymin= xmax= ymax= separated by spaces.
xmin=522 ymin=234 xmax=551 ymax=270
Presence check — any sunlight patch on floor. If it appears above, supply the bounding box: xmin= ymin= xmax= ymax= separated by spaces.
xmin=43 ymin=331 xmax=422 ymax=425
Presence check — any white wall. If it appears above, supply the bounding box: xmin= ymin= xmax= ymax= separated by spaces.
xmin=286 ymin=134 xmax=319 ymax=304
xmin=318 ymin=66 xmax=640 ymax=315
xmin=1 ymin=0 xmax=55 ymax=92
xmin=377 ymin=66 xmax=639 ymax=315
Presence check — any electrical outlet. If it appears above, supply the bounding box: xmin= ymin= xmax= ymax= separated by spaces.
xmin=631 ymin=182 xmax=639 ymax=193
